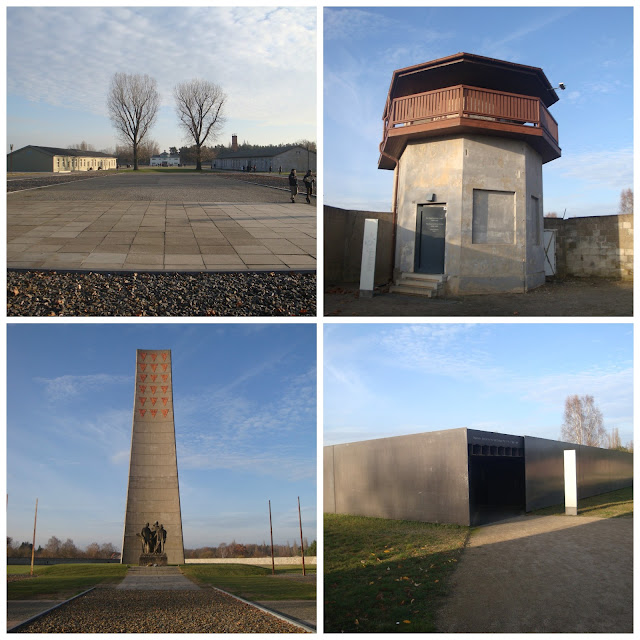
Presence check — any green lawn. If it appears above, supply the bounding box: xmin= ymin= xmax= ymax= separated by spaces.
xmin=180 ymin=563 xmax=316 ymax=601
xmin=530 ymin=486 xmax=633 ymax=518
xmin=324 ymin=514 xmax=469 ymax=633
xmin=7 ymin=563 xmax=129 ymax=600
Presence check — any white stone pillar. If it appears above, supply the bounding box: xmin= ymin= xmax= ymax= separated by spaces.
xmin=359 ymin=218 xmax=378 ymax=297
xmin=563 ymin=449 xmax=578 ymax=516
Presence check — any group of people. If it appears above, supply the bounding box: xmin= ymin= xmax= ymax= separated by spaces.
xmin=288 ymin=169 xmax=315 ymax=204
xmin=140 ymin=521 xmax=167 ymax=555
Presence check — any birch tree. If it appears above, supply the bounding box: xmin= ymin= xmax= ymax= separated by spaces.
xmin=108 ymin=72 xmax=159 ymax=170
xmin=561 ymin=394 xmax=606 ymax=447
xmin=174 ymin=79 xmax=226 ymax=170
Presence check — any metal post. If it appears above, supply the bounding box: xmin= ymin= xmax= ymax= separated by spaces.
xmin=297 ymin=496 xmax=306 ymax=576
xmin=30 ymin=498 xmax=38 ymax=576
xmin=268 ymin=500 xmax=275 ymax=575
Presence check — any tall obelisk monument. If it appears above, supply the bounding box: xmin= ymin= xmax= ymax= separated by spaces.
xmin=121 ymin=349 xmax=185 ymax=564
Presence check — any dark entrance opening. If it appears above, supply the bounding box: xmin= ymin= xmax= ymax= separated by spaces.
xmin=414 ymin=204 xmax=446 ymax=274
xmin=468 ymin=448 xmax=526 ymax=526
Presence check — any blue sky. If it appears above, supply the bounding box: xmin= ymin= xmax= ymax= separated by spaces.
xmin=324 ymin=6 xmax=633 ymax=217
xmin=324 ymin=323 xmax=633 ymax=447
xmin=7 ymin=324 xmax=316 ymax=550
xmin=7 ymin=7 xmax=316 ymax=154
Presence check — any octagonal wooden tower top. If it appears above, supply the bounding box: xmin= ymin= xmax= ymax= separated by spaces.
xmin=379 ymin=52 xmax=561 ymax=170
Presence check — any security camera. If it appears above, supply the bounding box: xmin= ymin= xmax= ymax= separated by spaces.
xmin=558 ymin=82 xmax=566 ymax=90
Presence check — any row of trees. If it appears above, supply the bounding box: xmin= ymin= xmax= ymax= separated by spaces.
xmin=7 ymin=536 xmax=117 ymax=559
xmin=107 ymin=73 xmax=226 ymax=171
xmin=184 ymin=539 xmax=317 ymax=559
xmin=561 ymin=394 xmax=632 ymax=451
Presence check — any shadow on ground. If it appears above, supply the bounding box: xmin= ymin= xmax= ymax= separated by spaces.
xmin=325 ymin=278 xmax=632 ymax=317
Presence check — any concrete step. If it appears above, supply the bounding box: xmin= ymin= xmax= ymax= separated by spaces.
xmin=390 ymin=283 xmax=436 ymax=297
xmin=391 ymin=272 xmax=446 ymax=297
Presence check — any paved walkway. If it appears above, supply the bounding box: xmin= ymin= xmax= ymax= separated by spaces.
xmin=116 ymin=566 xmax=200 ymax=590
xmin=8 ymin=201 xmax=315 ymax=271
xmin=256 ymin=599 xmax=316 ymax=628
xmin=7 ymin=599 xmax=66 ymax=631
xmin=436 ymin=515 xmax=633 ymax=633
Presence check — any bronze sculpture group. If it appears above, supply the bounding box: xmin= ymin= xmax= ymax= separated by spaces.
xmin=139 ymin=521 xmax=167 ymax=554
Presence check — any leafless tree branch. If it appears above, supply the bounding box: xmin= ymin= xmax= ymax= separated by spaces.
xmin=174 ymin=79 xmax=226 ymax=170
xmin=107 ymin=72 xmax=159 ymax=170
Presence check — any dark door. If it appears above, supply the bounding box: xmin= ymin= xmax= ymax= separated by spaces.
xmin=415 ymin=205 xmax=446 ymax=274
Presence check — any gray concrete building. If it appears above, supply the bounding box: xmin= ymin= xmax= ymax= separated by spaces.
xmin=7 ymin=145 xmax=117 ymax=172
xmin=379 ymin=53 xmax=562 ymax=296
xmin=324 ymin=428 xmax=632 ymax=527
xmin=213 ymin=135 xmax=316 ymax=173
xmin=121 ymin=349 xmax=185 ymax=565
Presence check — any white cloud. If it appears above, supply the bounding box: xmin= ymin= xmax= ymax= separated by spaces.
xmin=324 ymin=8 xmax=396 ymax=42
xmin=550 ymin=148 xmax=633 ymax=191
xmin=35 ymin=374 xmax=130 ymax=399
xmin=7 ymin=7 xmax=316 ymax=132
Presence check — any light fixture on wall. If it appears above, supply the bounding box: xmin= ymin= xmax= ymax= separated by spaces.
xmin=427 ymin=193 xmax=436 ymax=202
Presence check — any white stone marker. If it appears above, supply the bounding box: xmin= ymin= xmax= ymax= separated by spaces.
xmin=359 ymin=218 xmax=378 ymax=298
xmin=564 ymin=449 xmax=578 ymax=516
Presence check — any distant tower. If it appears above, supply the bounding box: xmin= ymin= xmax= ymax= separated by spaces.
xmin=232 ymin=134 xmax=238 ymax=152
xmin=121 ymin=349 xmax=185 ymax=564
xmin=379 ymin=52 xmax=562 ymax=295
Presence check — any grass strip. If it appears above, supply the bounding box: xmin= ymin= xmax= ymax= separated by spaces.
xmin=324 ymin=514 xmax=468 ymax=633
xmin=180 ymin=563 xmax=316 ymax=601
xmin=7 ymin=563 xmax=129 ymax=600
xmin=529 ymin=486 xmax=633 ymax=518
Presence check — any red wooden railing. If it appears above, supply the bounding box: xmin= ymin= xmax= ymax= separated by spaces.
xmin=382 ymin=84 xmax=558 ymax=148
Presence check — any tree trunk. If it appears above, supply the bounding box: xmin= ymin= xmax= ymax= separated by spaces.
xmin=133 ymin=142 xmax=139 ymax=171
xmin=196 ymin=144 xmax=202 ymax=171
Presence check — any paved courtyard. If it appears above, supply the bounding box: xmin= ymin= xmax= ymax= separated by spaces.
xmin=7 ymin=173 xmax=316 ymax=271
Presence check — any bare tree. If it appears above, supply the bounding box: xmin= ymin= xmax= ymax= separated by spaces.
xmin=606 ymin=427 xmax=622 ymax=450
xmin=561 ymin=394 xmax=606 ymax=447
xmin=108 ymin=72 xmax=159 ymax=170
xmin=544 ymin=211 xmax=559 ymax=218
xmin=619 ymin=188 xmax=633 ymax=215
xmin=69 ymin=141 xmax=96 ymax=151
xmin=174 ymin=79 xmax=226 ymax=170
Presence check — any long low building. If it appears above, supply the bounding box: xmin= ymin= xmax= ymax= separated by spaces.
xmin=324 ymin=428 xmax=632 ymax=526
xmin=213 ymin=145 xmax=316 ymax=173
xmin=7 ymin=145 xmax=117 ymax=172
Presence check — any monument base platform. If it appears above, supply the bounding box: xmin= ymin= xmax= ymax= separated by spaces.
xmin=139 ymin=553 xmax=168 ymax=566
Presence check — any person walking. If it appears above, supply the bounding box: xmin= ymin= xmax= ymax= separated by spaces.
xmin=288 ymin=169 xmax=298 ymax=203
xmin=303 ymin=169 xmax=315 ymax=204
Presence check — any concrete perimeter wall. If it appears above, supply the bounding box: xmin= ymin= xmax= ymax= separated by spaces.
xmin=185 ymin=557 xmax=316 ymax=565
xmin=544 ymin=214 xmax=633 ymax=280
xmin=324 ymin=206 xmax=393 ymax=285
xmin=324 ymin=429 xmax=471 ymax=526
xmin=524 ymin=436 xmax=633 ymax=512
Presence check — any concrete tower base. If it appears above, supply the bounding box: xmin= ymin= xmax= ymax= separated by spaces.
xmin=394 ymin=134 xmax=545 ymax=295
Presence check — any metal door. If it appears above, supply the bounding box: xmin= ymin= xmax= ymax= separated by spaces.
xmin=543 ymin=229 xmax=556 ymax=276
xmin=415 ymin=205 xmax=446 ymax=274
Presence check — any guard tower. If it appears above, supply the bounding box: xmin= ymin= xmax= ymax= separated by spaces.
xmin=379 ymin=52 xmax=561 ymax=295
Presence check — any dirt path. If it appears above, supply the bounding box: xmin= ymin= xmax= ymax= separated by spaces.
xmin=436 ymin=515 xmax=633 ymax=633
xmin=325 ymin=278 xmax=632 ymax=316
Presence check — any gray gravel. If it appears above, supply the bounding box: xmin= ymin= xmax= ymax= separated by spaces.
xmin=8 ymin=172 xmax=303 ymax=203
xmin=8 ymin=270 xmax=316 ymax=317
xmin=7 ymin=171 xmax=118 ymax=192
xmin=15 ymin=588 xmax=307 ymax=633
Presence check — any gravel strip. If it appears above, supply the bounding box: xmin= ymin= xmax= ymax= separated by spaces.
xmin=7 ymin=171 xmax=118 ymax=192
xmin=14 ymin=588 xmax=307 ymax=633
xmin=8 ymin=270 xmax=316 ymax=317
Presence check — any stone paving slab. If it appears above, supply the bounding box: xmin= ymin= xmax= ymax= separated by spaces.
xmin=116 ymin=566 xmax=200 ymax=591
xmin=8 ymin=201 xmax=316 ymax=271
xmin=436 ymin=515 xmax=633 ymax=633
